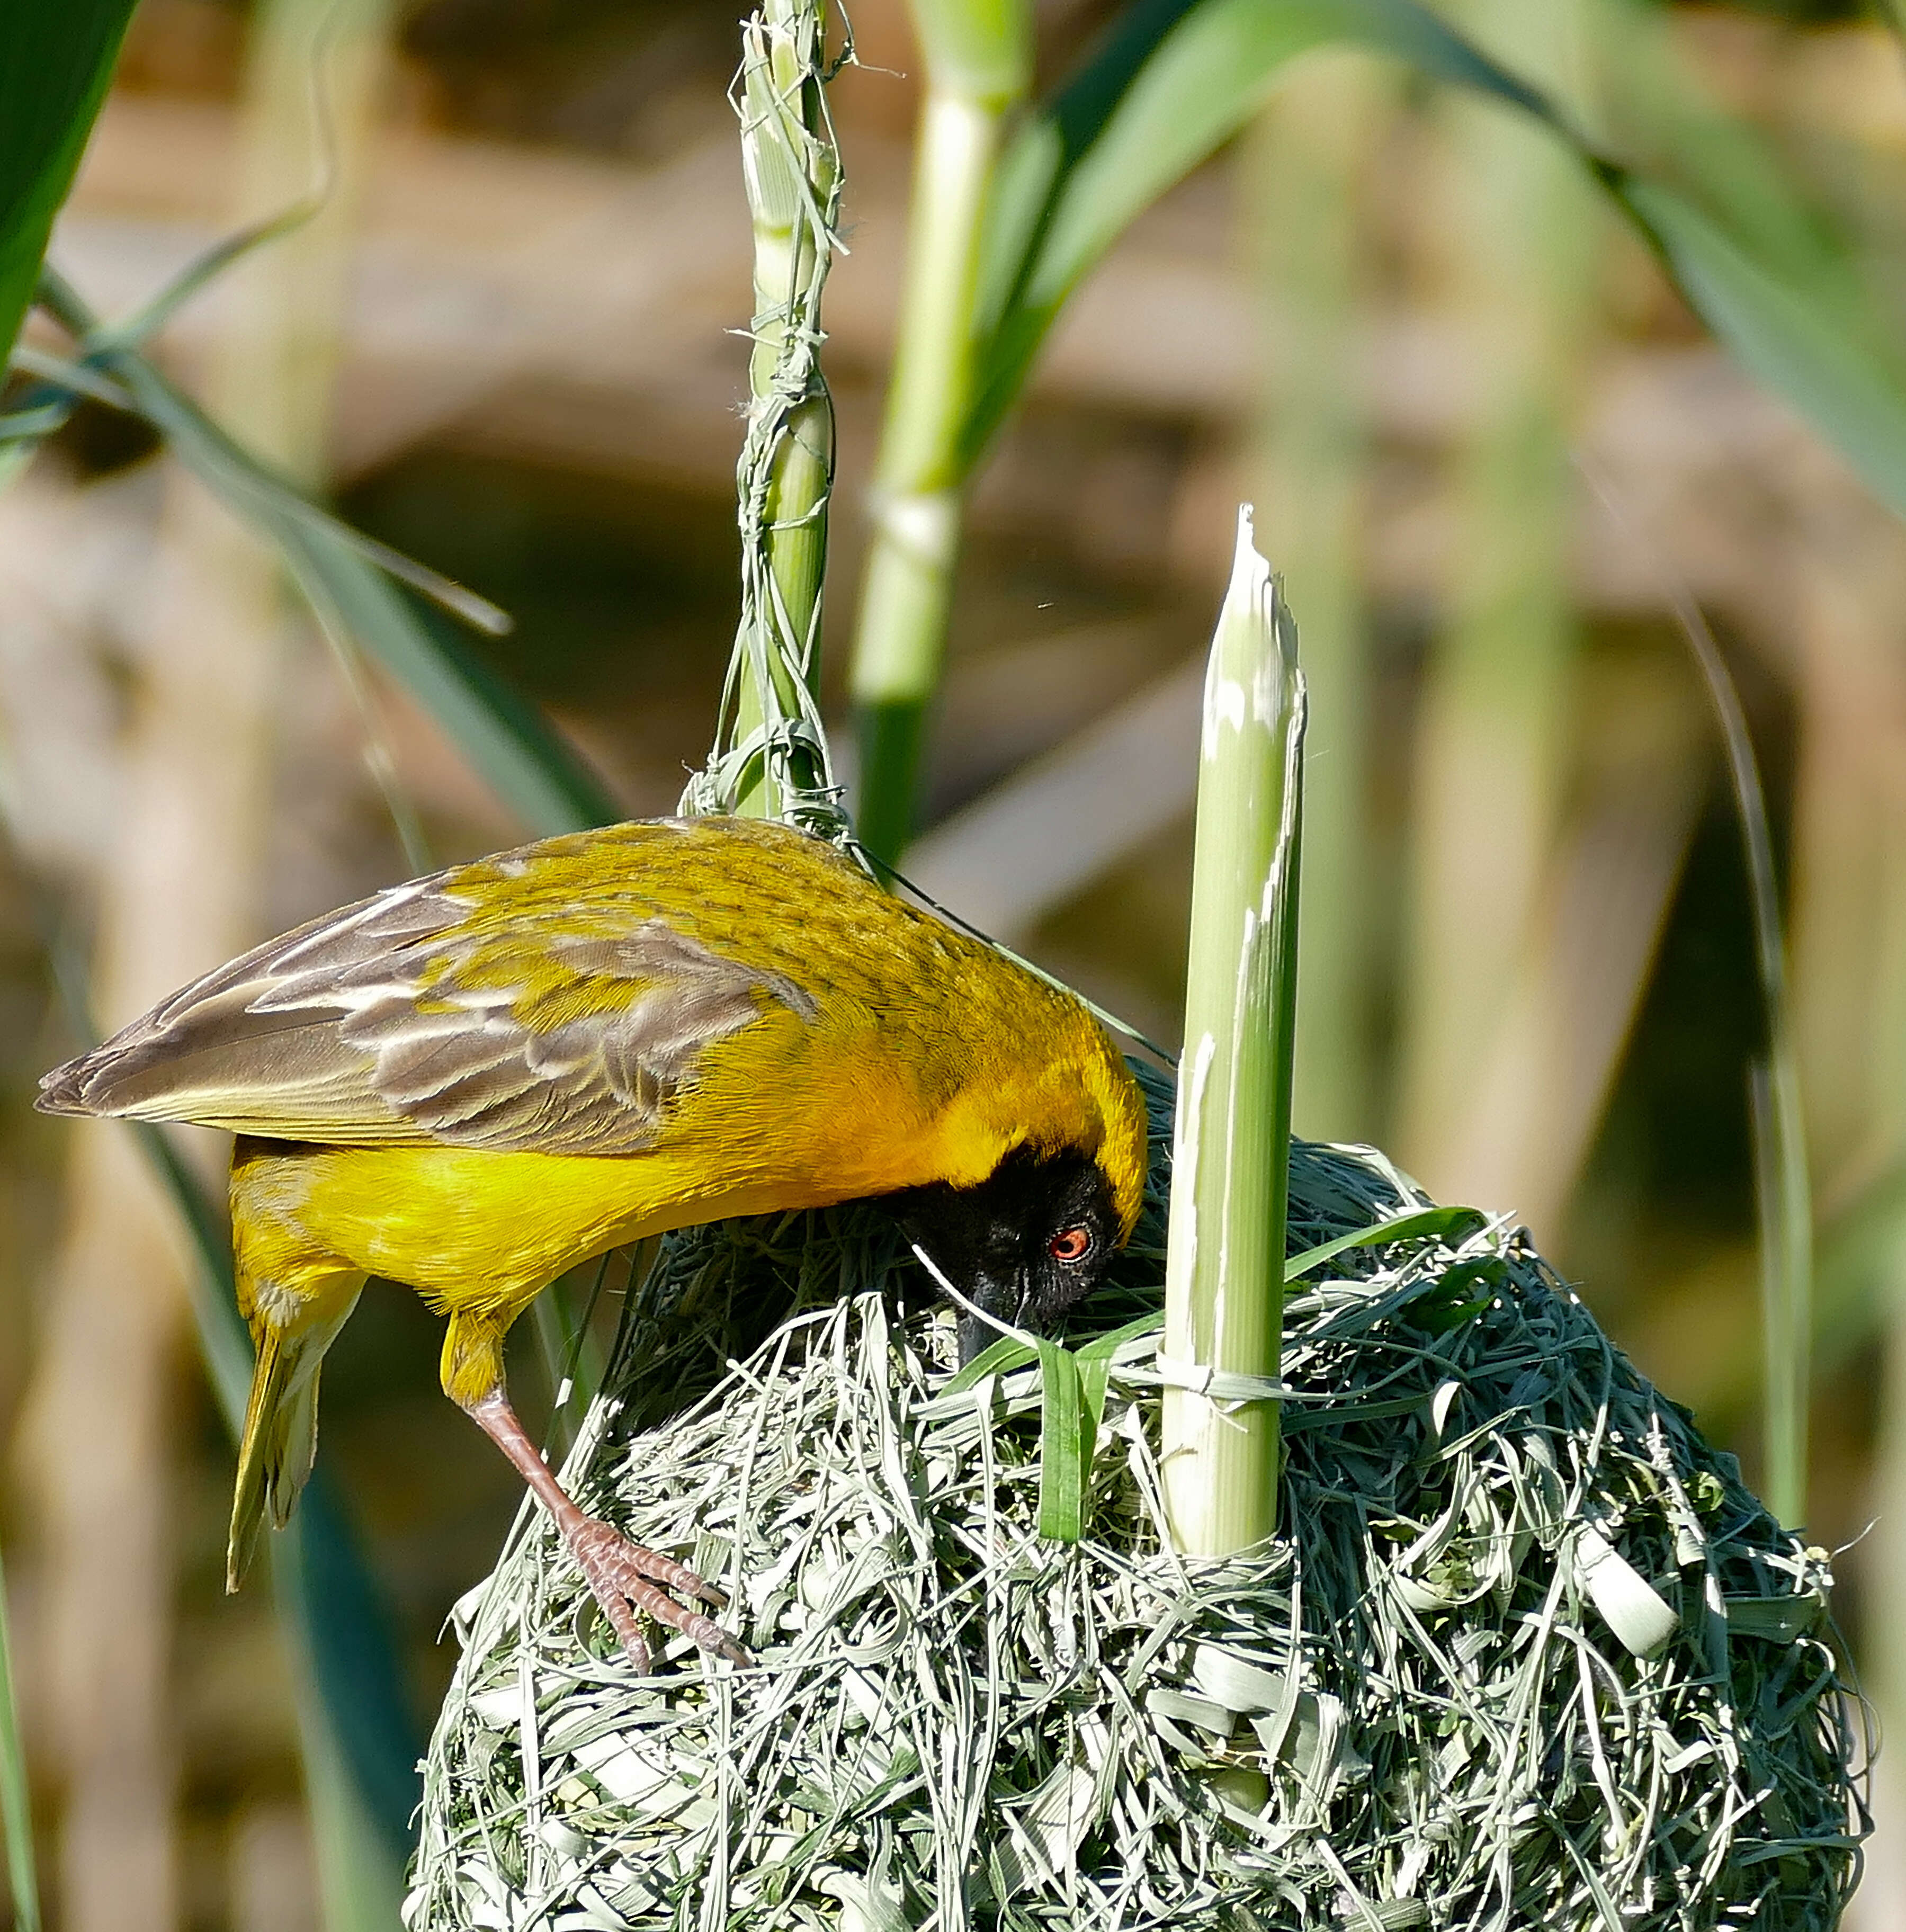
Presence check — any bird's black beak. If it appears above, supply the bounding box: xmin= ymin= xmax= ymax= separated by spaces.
xmin=955 ymin=1267 xmax=1031 ymax=1368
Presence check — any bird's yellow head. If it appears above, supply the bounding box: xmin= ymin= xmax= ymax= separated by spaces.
xmin=891 ymin=1013 xmax=1151 ymax=1364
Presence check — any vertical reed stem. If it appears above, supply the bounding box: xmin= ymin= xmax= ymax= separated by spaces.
xmin=1161 ymin=508 xmax=1305 ymax=1557
xmin=687 ymin=0 xmax=845 ymax=833
xmin=0 ymin=1541 xmax=39 ymax=1932
xmin=1244 ymin=55 xmax=1391 ymax=1142
xmin=1396 ymin=0 xmax=1599 ymax=1188
xmin=847 ymin=0 xmax=1032 ymax=865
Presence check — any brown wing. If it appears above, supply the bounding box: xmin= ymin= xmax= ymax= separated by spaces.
xmin=37 ymin=834 xmax=819 ymax=1155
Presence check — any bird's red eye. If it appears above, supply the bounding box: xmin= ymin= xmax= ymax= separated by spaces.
xmin=1049 ymin=1225 xmax=1093 ymax=1265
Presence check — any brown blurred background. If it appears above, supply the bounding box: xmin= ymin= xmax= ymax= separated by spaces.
xmin=4 ymin=0 xmax=1905 ymax=1926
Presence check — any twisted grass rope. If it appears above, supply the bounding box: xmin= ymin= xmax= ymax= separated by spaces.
xmin=681 ymin=0 xmax=848 ymax=839
xmin=410 ymin=1069 xmax=1866 ymax=1930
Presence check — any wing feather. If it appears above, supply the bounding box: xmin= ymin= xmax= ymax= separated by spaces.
xmin=39 ymin=823 xmax=817 ymax=1153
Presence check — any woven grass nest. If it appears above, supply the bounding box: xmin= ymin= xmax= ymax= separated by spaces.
xmin=408 ymin=1065 xmax=1866 ymax=1931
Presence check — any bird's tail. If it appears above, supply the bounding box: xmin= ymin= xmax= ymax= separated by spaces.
xmin=227 ymin=1275 xmax=364 ymax=1591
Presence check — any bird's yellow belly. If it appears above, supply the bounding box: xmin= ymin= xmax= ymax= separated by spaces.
xmin=231 ymin=1140 xmax=840 ymax=1318
xmin=229 ymin=1026 xmax=1008 ymax=1344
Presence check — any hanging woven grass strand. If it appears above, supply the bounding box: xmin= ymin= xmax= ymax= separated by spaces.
xmin=682 ymin=0 xmax=847 ymax=834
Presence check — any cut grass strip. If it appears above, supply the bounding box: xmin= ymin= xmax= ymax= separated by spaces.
xmin=0 ymin=1539 xmax=40 ymax=1932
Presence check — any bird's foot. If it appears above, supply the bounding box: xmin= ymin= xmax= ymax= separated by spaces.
xmin=565 ymin=1516 xmax=751 ymax=1672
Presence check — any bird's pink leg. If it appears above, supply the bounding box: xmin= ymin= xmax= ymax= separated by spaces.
xmin=461 ymin=1386 xmax=749 ymax=1671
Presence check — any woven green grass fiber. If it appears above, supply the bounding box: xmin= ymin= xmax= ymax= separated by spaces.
xmin=407 ymin=1066 xmax=1867 ymax=1931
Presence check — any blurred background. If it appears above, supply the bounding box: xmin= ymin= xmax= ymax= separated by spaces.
xmin=2 ymin=0 xmax=1904 ymax=1926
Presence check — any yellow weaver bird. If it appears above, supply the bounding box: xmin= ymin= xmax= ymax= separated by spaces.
xmin=39 ymin=815 xmax=1148 ymax=1667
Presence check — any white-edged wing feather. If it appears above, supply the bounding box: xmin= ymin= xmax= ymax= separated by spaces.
xmin=39 ymin=859 xmax=815 ymax=1155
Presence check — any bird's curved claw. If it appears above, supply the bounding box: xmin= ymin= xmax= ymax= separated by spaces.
xmin=566 ymin=1517 xmax=752 ymax=1671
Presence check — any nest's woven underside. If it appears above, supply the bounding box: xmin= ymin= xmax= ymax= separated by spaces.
xmin=409 ymin=1070 xmax=1865 ymax=1931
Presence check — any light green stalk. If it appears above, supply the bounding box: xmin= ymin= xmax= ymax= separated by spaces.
xmin=0 ymin=1541 xmax=40 ymax=1932
xmin=1244 ymin=55 xmax=1392 ymax=1143
xmin=685 ymin=0 xmax=845 ymax=833
xmin=222 ymin=6 xmax=416 ymax=1921
xmin=846 ymin=0 xmax=1032 ymax=865
xmin=1395 ymin=0 xmax=1600 ymax=1182
xmin=1160 ymin=509 xmax=1305 ymax=1557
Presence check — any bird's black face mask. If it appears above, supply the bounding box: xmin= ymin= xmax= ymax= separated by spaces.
xmin=884 ymin=1145 xmax=1124 ymax=1366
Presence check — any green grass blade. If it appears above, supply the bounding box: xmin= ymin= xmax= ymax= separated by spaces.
xmin=1607 ymin=175 xmax=1906 ymax=521
xmin=7 ymin=343 xmax=135 ymax=408
xmin=1032 ymin=1340 xmax=1112 ymax=1547
xmin=0 ymin=0 xmax=138 ymax=362
xmin=0 ymin=344 xmax=128 ymax=484
xmin=153 ymin=393 xmax=610 ymax=835
xmin=0 ymin=1541 xmax=40 ymax=1932
xmin=967 ymin=0 xmax=1906 ymax=535
xmin=1286 ymin=1204 xmax=1487 ymax=1281
xmin=1035 ymin=1339 xmax=1089 ymax=1542
xmin=941 ymin=1331 xmax=1043 ymax=1398
xmin=36 ymin=272 xmax=619 ymax=838
xmin=105 ymin=195 xmax=325 ymax=358
xmin=967 ymin=0 xmax=1544 ymax=461
xmin=274 ymin=537 xmax=614 ymax=838
xmin=21 ymin=307 xmax=511 ymax=637
xmin=275 ymin=1519 xmax=416 ymax=1926
xmin=291 ymin=1681 xmax=408 ymax=1932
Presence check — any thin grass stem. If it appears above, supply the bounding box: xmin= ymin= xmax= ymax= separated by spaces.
xmin=1578 ymin=455 xmax=1813 ymax=1527
xmin=0 ymin=1541 xmax=40 ymax=1932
